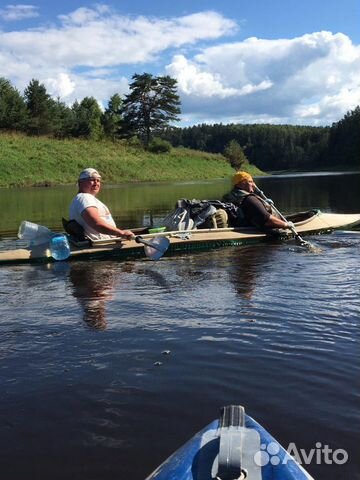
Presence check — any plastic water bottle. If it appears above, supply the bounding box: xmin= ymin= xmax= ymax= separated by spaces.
xmin=49 ymin=234 xmax=71 ymax=261
xmin=18 ymin=220 xmax=53 ymax=245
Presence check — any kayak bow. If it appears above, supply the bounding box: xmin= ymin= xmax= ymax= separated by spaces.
xmin=146 ymin=405 xmax=314 ymax=480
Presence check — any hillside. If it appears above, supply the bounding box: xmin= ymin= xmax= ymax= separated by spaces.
xmin=0 ymin=133 xmax=264 ymax=188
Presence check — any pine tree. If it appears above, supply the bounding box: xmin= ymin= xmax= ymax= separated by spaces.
xmin=223 ymin=140 xmax=248 ymax=169
xmin=52 ymin=97 xmax=75 ymax=139
xmin=0 ymin=77 xmax=28 ymax=131
xmin=72 ymin=97 xmax=104 ymax=139
xmin=121 ymin=73 xmax=181 ymax=145
xmin=103 ymin=93 xmax=123 ymax=140
xmin=23 ymin=79 xmax=55 ymax=135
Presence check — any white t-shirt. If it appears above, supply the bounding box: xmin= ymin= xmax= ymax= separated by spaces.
xmin=69 ymin=193 xmax=117 ymax=240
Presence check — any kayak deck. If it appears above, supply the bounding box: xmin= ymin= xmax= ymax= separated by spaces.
xmin=1 ymin=210 xmax=360 ymax=265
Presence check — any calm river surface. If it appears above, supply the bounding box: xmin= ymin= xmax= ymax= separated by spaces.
xmin=0 ymin=172 xmax=359 ymax=479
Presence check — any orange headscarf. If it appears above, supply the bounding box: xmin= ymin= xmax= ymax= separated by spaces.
xmin=232 ymin=171 xmax=253 ymax=186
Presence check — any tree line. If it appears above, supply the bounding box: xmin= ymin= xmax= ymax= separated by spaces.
xmin=0 ymin=74 xmax=180 ymax=149
xmin=1 ymin=73 xmax=358 ymax=170
xmin=161 ymin=107 xmax=359 ymax=170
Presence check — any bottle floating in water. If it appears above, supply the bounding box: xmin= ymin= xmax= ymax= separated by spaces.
xmin=49 ymin=234 xmax=71 ymax=261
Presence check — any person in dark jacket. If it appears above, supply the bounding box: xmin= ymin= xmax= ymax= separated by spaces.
xmin=222 ymin=171 xmax=293 ymax=231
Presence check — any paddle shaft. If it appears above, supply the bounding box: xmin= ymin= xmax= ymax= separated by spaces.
xmin=90 ymin=234 xmax=169 ymax=259
xmin=254 ymin=186 xmax=309 ymax=246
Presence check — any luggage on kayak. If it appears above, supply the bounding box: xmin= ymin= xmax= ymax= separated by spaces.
xmin=161 ymin=199 xmax=238 ymax=231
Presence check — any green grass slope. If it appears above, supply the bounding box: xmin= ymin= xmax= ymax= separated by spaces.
xmin=0 ymin=133 xmax=264 ymax=187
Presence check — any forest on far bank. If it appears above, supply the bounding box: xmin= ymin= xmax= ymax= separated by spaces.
xmin=161 ymin=106 xmax=360 ymax=172
xmin=1 ymin=75 xmax=359 ymax=173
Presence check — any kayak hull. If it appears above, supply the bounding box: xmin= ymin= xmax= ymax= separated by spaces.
xmin=1 ymin=210 xmax=360 ymax=265
xmin=146 ymin=413 xmax=314 ymax=480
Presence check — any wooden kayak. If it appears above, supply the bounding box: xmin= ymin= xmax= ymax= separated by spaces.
xmin=146 ymin=405 xmax=314 ymax=480
xmin=1 ymin=209 xmax=360 ymax=265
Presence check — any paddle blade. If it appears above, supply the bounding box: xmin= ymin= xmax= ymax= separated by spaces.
xmin=299 ymin=238 xmax=322 ymax=253
xmin=143 ymin=236 xmax=170 ymax=260
xmin=291 ymin=230 xmax=321 ymax=252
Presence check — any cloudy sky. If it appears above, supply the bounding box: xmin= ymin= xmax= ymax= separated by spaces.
xmin=1 ymin=0 xmax=359 ymax=126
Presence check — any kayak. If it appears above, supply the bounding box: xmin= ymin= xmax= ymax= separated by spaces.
xmin=1 ymin=209 xmax=360 ymax=265
xmin=146 ymin=405 xmax=314 ymax=480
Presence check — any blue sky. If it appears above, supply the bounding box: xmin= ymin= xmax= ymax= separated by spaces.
xmin=1 ymin=0 xmax=359 ymax=126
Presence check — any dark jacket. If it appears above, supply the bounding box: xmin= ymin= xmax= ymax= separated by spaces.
xmin=222 ymin=188 xmax=272 ymax=228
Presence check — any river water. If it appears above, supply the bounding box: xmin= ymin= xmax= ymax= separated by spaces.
xmin=0 ymin=172 xmax=359 ymax=479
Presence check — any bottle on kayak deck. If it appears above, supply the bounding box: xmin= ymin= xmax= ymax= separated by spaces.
xmin=49 ymin=234 xmax=71 ymax=261
xmin=18 ymin=220 xmax=53 ymax=245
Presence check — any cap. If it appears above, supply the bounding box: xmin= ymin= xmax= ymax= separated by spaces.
xmin=232 ymin=171 xmax=253 ymax=186
xmin=78 ymin=168 xmax=101 ymax=181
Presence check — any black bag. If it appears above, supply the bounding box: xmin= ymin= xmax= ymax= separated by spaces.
xmin=62 ymin=218 xmax=87 ymax=241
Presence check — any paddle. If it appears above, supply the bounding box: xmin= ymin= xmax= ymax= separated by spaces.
xmin=91 ymin=234 xmax=170 ymax=260
xmin=254 ymin=185 xmax=315 ymax=249
xmin=134 ymin=235 xmax=170 ymax=260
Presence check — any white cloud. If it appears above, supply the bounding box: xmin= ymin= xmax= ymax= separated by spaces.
xmin=65 ymin=74 xmax=129 ymax=108
xmin=1 ymin=5 xmax=359 ymax=126
xmin=295 ymin=86 xmax=360 ymax=123
xmin=0 ymin=8 xmax=235 ymax=68
xmin=166 ymin=54 xmax=273 ymax=98
xmin=167 ymin=31 xmax=360 ymax=125
xmin=166 ymin=55 xmax=238 ymax=97
xmin=44 ymin=73 xmax=76 ymax=99
xmin=58 ymin=5 xmax=110 ymax=25
xmin=0 ymin=6 xmax=235 ymax=106
xmin=0 ymin=4 xmax=39 ymax=21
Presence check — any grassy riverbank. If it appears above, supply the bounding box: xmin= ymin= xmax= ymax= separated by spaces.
xmin=0 ymin=133 xmax=264 ymax=187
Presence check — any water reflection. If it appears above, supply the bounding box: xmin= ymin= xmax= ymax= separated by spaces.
xmin=69 ymin=261 xmax=118 ymax=330
xmin=227 ymin=245 xmax=275 ymax=300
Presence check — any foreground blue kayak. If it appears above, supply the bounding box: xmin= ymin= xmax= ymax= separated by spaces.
xmin=146 ymin=405 xmax=313 ymax=480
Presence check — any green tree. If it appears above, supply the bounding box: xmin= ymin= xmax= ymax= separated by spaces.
xmin=121 ymin=73 xmax=181 ymax=145
xmin=51 ymin=97 xmax=75 ymax=139
xmin=23 ymin=79 xmax=55 ymax=135
xmin=328 ymin=106 xmax=360 ymax=166
xmin=174 ymin=123 xmax=330 ymax=170
xmin=147 ymin=137 xmax=172 ymax=153
xmin=102 ymin=93 xmax=123 ymax=140
xmin=0 ymin=77 xmax=28 ymax=131
xmin=223 ymin=139 xmax=248 ymax=169
xmin=72 ymin=96 xmax=104 ymax=139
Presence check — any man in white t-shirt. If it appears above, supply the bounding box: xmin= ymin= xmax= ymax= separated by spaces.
xmin=69 ymin=168 xmax=134 ymax=241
